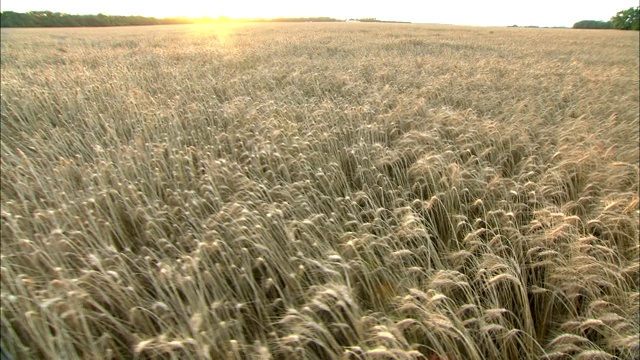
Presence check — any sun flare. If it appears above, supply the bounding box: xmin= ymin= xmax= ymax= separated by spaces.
xmin=148 ymin=1 xmax=336 ymax=20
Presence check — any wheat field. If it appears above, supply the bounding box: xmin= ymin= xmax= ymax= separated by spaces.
xmin=1 ymin=23 xmax=638 ymax=360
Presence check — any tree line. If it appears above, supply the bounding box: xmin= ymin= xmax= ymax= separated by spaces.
xmin=573 ymin=6 xmax=639 ymax=30
xmin=0 ymin=11 xmax=357 ymax=27
xmin=0 ymin=11 xmax=197 ymax=27
xmin=2 ymin=8 xmax=638 ymax=29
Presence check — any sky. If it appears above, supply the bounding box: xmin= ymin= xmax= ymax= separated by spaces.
xmin=0 ymin=0 xmax=638 ymax=27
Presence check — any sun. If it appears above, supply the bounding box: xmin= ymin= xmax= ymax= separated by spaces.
xmin=146 ymin=1 xmax=336 ymax=20
xmin=0 ymin=0 xmax=354 ymax=21
xmin=142 ymin=1 xmax=292 ymax=19
xmin=209 ymin=2 xmax=296 ymax=20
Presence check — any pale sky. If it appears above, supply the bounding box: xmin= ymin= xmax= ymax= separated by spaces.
xmin=0 ymin=0 xmax=637 ymax=27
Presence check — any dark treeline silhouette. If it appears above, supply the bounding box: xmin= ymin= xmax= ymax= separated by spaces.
xmin=572 ymin=20 xmax=613 ymax=29
xmin=0 ymin=11 xmax=414 ymax=27
xmin=0 ymin=11 xmax=350 ymax=27
xmin=0 ymin=11 xmax=196 ymax=27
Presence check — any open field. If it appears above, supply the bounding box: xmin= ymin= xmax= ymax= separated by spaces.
xmin=1 ymin=23 xmax=638 ymax=359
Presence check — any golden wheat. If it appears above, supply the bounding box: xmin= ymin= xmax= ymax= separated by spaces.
xmin=1 ymin=23 xmax=638 ymax=359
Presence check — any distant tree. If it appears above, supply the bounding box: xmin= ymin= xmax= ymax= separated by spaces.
xmin=572 ymin=20 xmax=613 ymax=29
xmin=611 ymin=6 xmax=640 ymax=30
